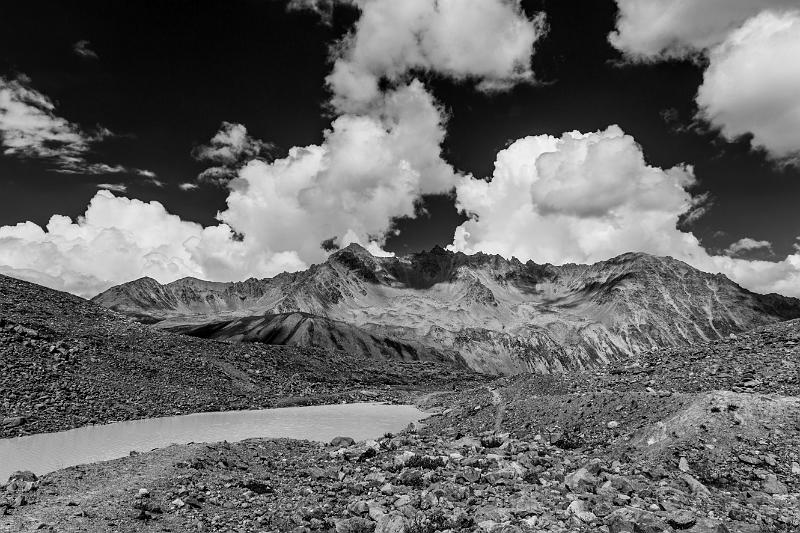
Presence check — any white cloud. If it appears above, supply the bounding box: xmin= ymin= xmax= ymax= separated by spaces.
xmin=0 ymin=191 xmax=306 ymax=298
xmin=449 ymin=125 xmax=800 ymax=297
xmin=178 ymin=182 xmax=199 ymax=191
xmin=327 ymin=0 xmax=546 ymax=112
xmin=73 ymin=40 xmax=99 ymax=60
xmin=609 ymin=2 xmax=800 ymax=163
xmin=137 ymin=169 xmax=157 ymax=178
xmin=193 ymin=122 xmax=273 ymax=165
xmin=97 ymin=183 xmax=127 ymax=193
xmin=450 ymin=125 xmax=700 ymax=263
xmin=696 ymin=10 xmax=800 ymax=163
xmin=192 ymin=122 xmax=275 ymax=185
xmin=609 ymin=0 xmax=797 ymax=60
xmin=725 ymin=237 xmax=773 ymax=256
xmin=0 ymin=75 xmax=146 ymax=174
xmin=219 ymin=80 xmax=458 ymax=264
xmin=0 ymin=75 xmax=92 ymax=165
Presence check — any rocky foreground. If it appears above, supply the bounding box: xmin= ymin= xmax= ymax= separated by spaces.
xmin=0 ymin=274 xmax=484 ymax=438
xmin=2 ymin=319 xmax=799 ymax=533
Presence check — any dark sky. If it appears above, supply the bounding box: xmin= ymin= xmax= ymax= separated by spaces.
xmin=1 ymin=0 xmax=798 ymax=258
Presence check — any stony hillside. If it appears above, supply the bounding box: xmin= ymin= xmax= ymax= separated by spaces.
xmin=0 ymin=274 xmax=484 ymax=438
xmin=3 ymin=318 xmax=798 ymax=533
xmin=93 ymin=244 xmax=800 ymax=375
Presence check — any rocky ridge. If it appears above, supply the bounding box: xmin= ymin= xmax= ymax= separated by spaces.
xmin=93 ymin=245 xmax=800 ymax=375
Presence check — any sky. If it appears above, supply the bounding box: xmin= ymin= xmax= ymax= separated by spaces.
xmin=1 ymin=0 xmax=799 ymax=298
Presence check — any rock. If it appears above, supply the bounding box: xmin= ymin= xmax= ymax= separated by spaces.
xmin=305 ymin=466 xmax=331 ymax=480
xmin=183 ymin=496 xmax=202 ymax=508
xmin=451 ymin=436 xmax=482 ymax=448
xmin=393 ymin=451 xmax=416 ymax=467
xmin=7 ymin=471 xmax=37 ymax=483
xmin=678 ymin=457 xmax=690 ymax=473
xmin=335 ymin=517 xmax=375 ymax=533
xmin=564 ymin=467 xmax=598 ymax=492
xmin=667 ymin=510 xmax=697 ymax=530
xmin=606 ymin=507 xmax=669 ymax=533
xmin=374 ymin=513 xmax=408 ymax=533
xmin=567 ymin=499 xmax=597 ymax=523
xmin=1 ymin=416 xmax=26 ymax=428
xmin=792 ymin=461 xmax=800 ymax=475
xmin=607 ymin=420 xmax=620 ymax=429
xmin=136 ymin=488 xmax=150 ymax=498
xmin=762 ymin=474 xmax=788 ymax=495
xmin=346 ymin=500 xmax=370 ymax=515
xmin=458 ymin=467 xmax=481 ymax=483
xmin=681 ymin=474 xmax=711 ymax=499
xmin=688 ymin=518 xmax=731 ymax=533
xmin=331 ymin=436 xmax=356 ymax=447
xmin=737 ymin=454 xmax=761 ymax=465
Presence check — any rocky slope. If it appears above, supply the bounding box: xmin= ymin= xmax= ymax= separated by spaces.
xmin=94 ymin=244 xmax=800 ymax=375
xmin=167 ymin=312 xmax=466 ymax=367
xmin=3 ymin=319 xmax=798 ymax=533
xmin=0 ymin=274 xmax=484 ymax=438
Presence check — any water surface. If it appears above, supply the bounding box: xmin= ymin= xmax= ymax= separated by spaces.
xmin=0 ymin=402 xmax=424 ymax=480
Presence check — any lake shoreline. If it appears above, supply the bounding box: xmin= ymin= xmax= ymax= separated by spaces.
xmin=0 ymin=402 xmax=430 ymax=481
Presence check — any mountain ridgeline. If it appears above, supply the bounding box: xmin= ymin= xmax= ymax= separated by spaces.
xmin=92 ymin=244 xmax=800 ymax=375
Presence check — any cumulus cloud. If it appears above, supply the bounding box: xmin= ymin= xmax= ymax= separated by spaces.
xmin=178 ymin=182 xmax=199 ymax=191
xmin=327 ymin=0 xmax=546 ymax=112
xmin=725 ymin=237 xmax=773 ymax=256
xmin=97 ymin=183 xmax=127 ymax=193
xmin=73 ymin=40 xmax=99 ymax=59
xmin=192 ymin=122 xmax=275 ymax=185
xmin=449 ymin=124 xmax=800 ymax=297
xmin=450 ymin=125 xmax=700 ymax=264
xmin=218 ymin=80 xmax=456 ymax=263
xmin=609 ymin=0 xmax=797 ymax=59
xmin=609 ymin=1 xmax=800 ymax=163
xmin=696 ymin=10 xmax=800 ymax=164
xmin=0 ymin=192 xmax=305 ymax=297
xmin=0 ymin=75 xmax=146 ymax=174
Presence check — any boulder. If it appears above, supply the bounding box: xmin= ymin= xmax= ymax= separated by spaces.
xmin=2 ymin=416 xmax=26 ymax=428
xmin=567 ymin=499 xmax=597 ymax=523
xmin=762 ymin=474 xmax=788 ymax=495
xmin=667 ymin=510 xmax=697 ymax=530
xmin=335 ymin=517 xmax=376 ymax=533
xmin=374 ymin=513 xmax=409 ymax=533
xmin=331 ymin=436 xmax=356 ymax=447
xmin=565 ymin=467 xmax=598 ymax=493
xmin=7 ymin=471 xmax=37 ymax=483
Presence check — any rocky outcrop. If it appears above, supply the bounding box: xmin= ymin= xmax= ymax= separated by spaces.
xmin=92 ymin=244 xmax=800 ymax=375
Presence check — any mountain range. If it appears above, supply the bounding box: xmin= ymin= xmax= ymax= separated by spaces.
xmin=92 ymin=244 xmax=800 ymax=375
